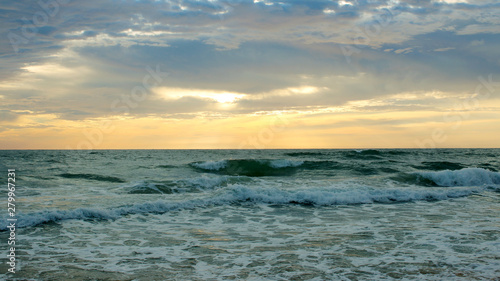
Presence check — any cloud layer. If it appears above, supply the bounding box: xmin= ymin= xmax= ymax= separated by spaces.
xmin=0 ymin=0 xmax=499 ymax=148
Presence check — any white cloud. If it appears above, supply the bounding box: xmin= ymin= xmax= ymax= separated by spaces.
xmin=154 ymin=87 xmax=246 ymax=103
xmin=437 ymin=0 xmax=469 ymax=3
xmin=470 ymin=39 xmax=484 ymax=46
xmin=323 ymin=8 xmax=335 ymax=14
xmin=394 ymin=47 xmax=413 ymax=54
xmin=457 ymin=24 xmax=500 ymax=35
xmin=338 ymin=0 xmax=354 ymax=7
xmin=434 ymin=47 xmax=455 ymax=52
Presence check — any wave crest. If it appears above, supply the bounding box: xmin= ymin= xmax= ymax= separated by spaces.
xmin=417 ymin=168 xmax=500 ymax=187
xmin=121 ymin=176 xmax=251 ymax=194
xmin=190 ymin=159 xmax=304 ymax=176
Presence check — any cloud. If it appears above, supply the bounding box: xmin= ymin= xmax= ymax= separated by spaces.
xmin=457 ymin=24 xmax=500 ymax=35
xmin=0 ymin=110 xmax=19 ymax=122
xmin=434 ymin=47 xmax=455 ymax=51
xmin=2 ymin=33 xmax=499 ymax=123
xmin=470 ymin=39 xmax=484 ymax=46
xmin=0 ymin=0 xmax=499 ymax=132
xmin=394 ymin=47 xmax=413 ymax=54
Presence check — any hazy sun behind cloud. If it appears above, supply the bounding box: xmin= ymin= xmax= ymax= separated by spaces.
xmin=154 ymin=87 xmax=246 ymax=104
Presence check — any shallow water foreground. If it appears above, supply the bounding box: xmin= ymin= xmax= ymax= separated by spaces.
xmin=1 ymin=194 xmax=499 ymax=280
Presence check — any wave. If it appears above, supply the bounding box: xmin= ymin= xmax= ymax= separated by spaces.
xmin=417 ymin=168 xmax=500 ymax=187
xmin=301 ymin=160 xmax=398 ymax=175
xmin=352 ymin=149 xmax=382 ymax=155
xmin=283 ymin=149 xmax=409 ymax=158
xmin=155 ymin=164 xmax=177 ymax=169
xmin=1 ymin=185 xmax=481 ymax=230
xmin=284 ymin=152 xmax=325 ymax=157
xmin=121 ymin=176 xmax=251 ymax=194
xmin=58 ymin=173 xmax=126 ymax=183
xmin=191 ymin=160 xmax=228 ymax=171
xmin=477 ymin=163 xmax=498 ymax=172
xmin=343 ymin=150 xmax=383 ymax=160
xmin=125 ymin=181 xmax=174 ymax=194
xmin=412 ymin=161 xmax=465 ymax=171
xmin=190 ymin=158 xmax=404 ymax=177
xmin=190 ymin=159 xmax=304 ymax=176
xmin=391 ymin=174 xmax=440 ymax=187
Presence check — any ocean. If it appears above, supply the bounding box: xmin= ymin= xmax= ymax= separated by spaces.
xmin=0 ymin=149 xmax=499 ymax=280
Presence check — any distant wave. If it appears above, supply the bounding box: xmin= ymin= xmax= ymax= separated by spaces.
xmin=300 ymin=160 xmax=342 ymax=170
xmin=1 ymin=185 xmax=481 ymax=230
xmin=412 ymin=161 xmax=465 ymax=171
xmin=190 ymin=159 xmax=304 ymax=176
xmin=284 ymin=149 xmax=411 ymax=158
xmin=352 ymin=149 xmax=382 ymax=155
xmin=58 ymin=173 xmax=126 ymax=183
xmin=284 ymin=152 xmax=325 ymax=157
xmin=417 ymin=168 xmax=500 ymax=187
xmin=155 ymin=164 xmax=177 ymax=169
xmin=124 ymin=181 xmax=174 ymax=194
xmin=343 ymin=150 xmax=384 ymax=160
xmin=190 ymin=158 xmax=405 ymax=176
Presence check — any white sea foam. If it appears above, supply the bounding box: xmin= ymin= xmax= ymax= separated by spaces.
xmin=191 ymin=159 xmax=304 ymax=171
xmin=227 ymin=185 xmax=479 ymax=205
xmin=183 ymin=175 xmax=230 ymax=189
xmin=191 ymin=160 xmax=228 ymax=170
xmin=124 ymin=180 xmax=168 ymax=193
xmin=418 ymin=168 xmax=500 ymax=187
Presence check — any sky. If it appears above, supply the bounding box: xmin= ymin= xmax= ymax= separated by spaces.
xmin=0 ymin=0 xmax=499 ymax=149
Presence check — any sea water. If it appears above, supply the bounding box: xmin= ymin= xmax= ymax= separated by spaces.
xmin=0 ymin=149 xmax=498 ymax=280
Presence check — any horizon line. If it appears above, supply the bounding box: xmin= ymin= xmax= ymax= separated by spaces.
xmin=1 ymin=147 xmax=499 ymax=151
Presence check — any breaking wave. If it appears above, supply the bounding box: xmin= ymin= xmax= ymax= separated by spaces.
xmin=417 ymin=168 xmax=500 ymax=187
xmin=1 ymin=184 xmax=481 ymax=230
xmin=190 ymin=159 xmax=304 ymax=176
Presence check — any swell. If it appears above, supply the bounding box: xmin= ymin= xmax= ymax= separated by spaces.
xmin=121 ymin=176 xmax=252 ymax=194
xmin=284 ymin=152 xmax=325 ymax=157
xmin=189 ymin=159 xmax=394 ymax=177
xmin=58 ymin=173 xmax=126 ymax=183
xmin=341 ymin=149 xmax=410 ymax=159
xmin=412 ymin=161 xmax=465 ymax=171
xmin=284 ymin=149 xmax=411 ymax=158
xmin=190 ymin=159 xmax=304 ymax=177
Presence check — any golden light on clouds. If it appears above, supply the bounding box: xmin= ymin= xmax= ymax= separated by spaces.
xmin=154 ymin=87 xmax=246 ymax=103
xmin=1 ymin=99 xmax=499 ymax=149
xmin=1 ymin=0 xmax=499 ymax=149
xmin=437 ymin=0 xmax=468 ymax=3
xmin=153 ymin=86 xmax=322 ymax=105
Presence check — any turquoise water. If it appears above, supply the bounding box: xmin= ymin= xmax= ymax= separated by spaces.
xmin=0 ymin=149 xmax=499 ymax=280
